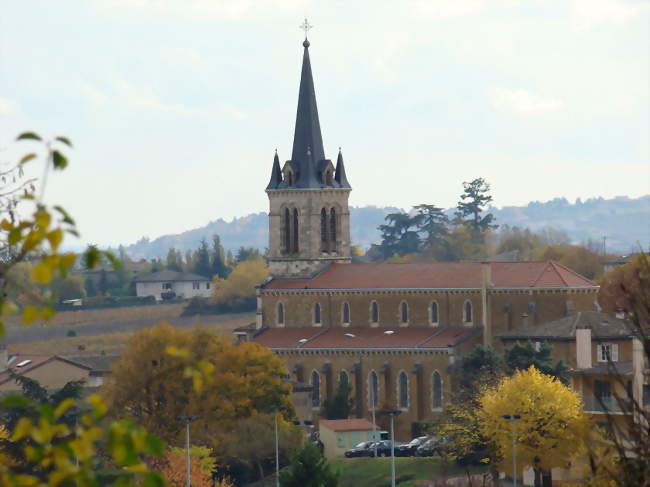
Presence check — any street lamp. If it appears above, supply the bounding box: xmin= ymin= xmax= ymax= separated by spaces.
xmin=176 ymin=415 xmax=199 ymax=487
xmin=380 ymin=409 xmax=402 ymax=487
xmin=502 ymin=414 xmax=521 ymax=487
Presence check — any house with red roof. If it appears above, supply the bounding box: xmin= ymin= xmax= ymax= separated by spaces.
xmin=240 ymin=36 xmax=600 ymax=440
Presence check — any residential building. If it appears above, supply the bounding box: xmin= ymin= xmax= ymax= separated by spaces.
xmin=134 ymin=270 xmax=212 ymax=301
xmin=318 ymin=418 xmax=380 ymax=459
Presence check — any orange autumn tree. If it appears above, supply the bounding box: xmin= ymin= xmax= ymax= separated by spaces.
xmin=153 ymin=446 xmax=234 ymax=487
xmin=103 ymin=322 xmax=294 ymax=450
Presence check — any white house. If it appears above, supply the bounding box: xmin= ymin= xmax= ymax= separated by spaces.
xmin=134 ymin=270 xmax=212 ymax=301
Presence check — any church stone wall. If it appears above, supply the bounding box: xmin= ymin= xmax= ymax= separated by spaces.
xmin=267 ymin=189 xmax=351 ymax=278
xmin=261 ymin=288 xmax=597 ymax=331
xmin=279 ymin=349 xmax=453 ymax=441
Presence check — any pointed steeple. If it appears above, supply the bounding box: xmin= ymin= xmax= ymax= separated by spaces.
xmin=266 ymin=150 xmax=283 ymax=190
xmin=291 ymin=39 xmax=324 ymax=188
xmin=335 ymin=148 xmax=351 ymax=188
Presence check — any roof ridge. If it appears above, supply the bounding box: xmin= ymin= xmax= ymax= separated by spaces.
xmin=548 ymin=261 xmax=570 ymax=286
xmin=530 ymin=261 xmax=552 ymax=287
xmin=414 ymin=327 xmax=447 ymax=348
xmin=550 ymin=261 xmax=597 ymax=286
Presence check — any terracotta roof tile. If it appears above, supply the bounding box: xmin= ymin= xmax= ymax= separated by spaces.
xmin=264 ymin=262 xmax=596 ymax=290
xmin=0 ymin=355 xmax=91 ymax=385
xmin=252 ymin=326 xmax=476 ymax=350
xmin=319 ymin=418 xmax=378 ymax=432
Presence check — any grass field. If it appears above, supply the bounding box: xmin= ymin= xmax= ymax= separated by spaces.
xmin=330 ymin=457 xmax=486 ymax=487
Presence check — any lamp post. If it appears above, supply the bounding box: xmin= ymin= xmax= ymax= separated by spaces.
xmin=502 ymin=414 xmax=521 ymax=487
xmin=176 ymin=415 xmax=199 ymax=487
xmin=274 ymin=411 xmax=280 ymax=487
xmin=380 ymin=409 xmax=402 ymax=487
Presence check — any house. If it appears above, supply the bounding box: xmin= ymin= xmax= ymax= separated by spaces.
xmin=318 ymin=418 xmax=380 ymax=458
xmin=496 ymin=312 xmax=649 ymax=484
xmin=0 ymin=351 xmax=93 ymax=392
xmin=134 ymin=270 xmax=212 ymax=301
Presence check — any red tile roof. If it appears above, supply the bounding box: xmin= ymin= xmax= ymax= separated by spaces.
xmin=252 ymin=326 xmax=478 ymax=350
xmin=264 ymin=261 xmax=596 ymax=290
xmin=0 ymin=355 xmax=91 ymax=385
xmin=319 ymin=418 xmax=378 ymax=432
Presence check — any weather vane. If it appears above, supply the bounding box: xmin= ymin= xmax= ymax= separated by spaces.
xmin=299 ymin=18 xmax=313 ymax=38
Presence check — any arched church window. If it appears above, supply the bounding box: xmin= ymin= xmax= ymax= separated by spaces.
xmin=368 ymin=371 xmax=379 ymax=410
xmin=464 ymin=300 xmax=473 ymax=324
xmin=398 ymin=371 xmax=408 ymax=409
xmin=400 ymin=301 xmax=409 ymax=324
xmin=342 ymin=302 xmax=350 ymax=325
xmin=283 ymin=208 xmax=291 ymax=254
xmin=330 ymin=208 xmax=337 ymax=252
xmin=320 ymin=208 xmax=328 ymax=252
xmin=370 ymin=301 xmax=379 ymax=324
xmin=430 ymin=301 xmax=439 ymax=325
xmin=292 ymin=208 xmax=299 ymax=253
xmin=311 ymin=371 xmax=321 ymax=408
xmin=314 ymin=303 xmax=321 ymax=326
xmin=432 ymin=371 xmax=443 ymax=410
xmin=276 ymin=302 xmax=284 ymax=326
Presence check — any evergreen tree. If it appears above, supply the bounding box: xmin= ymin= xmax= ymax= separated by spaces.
xmin=166 ymin=248 xmax=183 ymax=272
xmin=193 ymin=239 xmax=212 ymax=278
xmin=278 ymin=441 xmax=339 ymax=487
xmin=455 ymin=177 xmax=498 ymax=241
xmin=211 ymin=235 xmax=229 ymax=278
xmin=374 ymin=212 xmax=420 ymax=258
xmin=504 ymin=341 xmax=568 ymax=382
xmin=456 ymin=345 xmax=505 ymax=401
xmin=322 ymin=374 xmax=353 ymax=420
xmin=84 ymin=276 xmax=97 ymax=297
xmin=235 ymin=246 xmax=261 ymax=263
xmin=151 ymin=258 xmax=163 ymax=273
xmin=413 ymin=204 xmax=449 ymax=247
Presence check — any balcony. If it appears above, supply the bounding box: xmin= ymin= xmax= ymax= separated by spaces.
xmin=582 ymin=395 xmax=633 ymax=414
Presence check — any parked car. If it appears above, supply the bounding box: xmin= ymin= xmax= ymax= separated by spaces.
xmin=415 ymin=436 xmax=451 ymax=457
xmin=368 ymin=440 xmax=404 ymax=457
xmin=344 ymin=441 xmax=375 ymax=458
xmin=396 ymin=436 xmax=428 ymax=457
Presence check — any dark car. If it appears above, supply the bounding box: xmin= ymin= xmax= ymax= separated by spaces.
xmin=369 ymin=440 xmax=404 ymax=457
xmin=415 ymin=436 xmax=450 ymax=457
xmin=396 ymin=436 xmax=428 ymax=457
xmin=344 ymin=441 xmax=375 ymax=458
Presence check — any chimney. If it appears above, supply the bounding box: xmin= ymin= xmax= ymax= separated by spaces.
xmin=521 ymin=313 xmax=529 ymax=328
xmin=576 ymin=328 xmax=592 ymax=369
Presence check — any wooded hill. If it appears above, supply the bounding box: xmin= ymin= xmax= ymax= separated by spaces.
xmin=124 ymin=195 xmax=649 ymax=259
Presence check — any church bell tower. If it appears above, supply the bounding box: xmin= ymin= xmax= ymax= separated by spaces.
xmin=266 ymin=33 xmax=352 ymax=278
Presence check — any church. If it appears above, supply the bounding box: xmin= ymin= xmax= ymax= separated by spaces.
xmin=242 ymin=36 xmax=600 ymax=439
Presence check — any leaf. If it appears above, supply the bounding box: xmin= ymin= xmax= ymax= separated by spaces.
xmin=53 ymin=205 xmax=75 ymax=225
xmin=52 ymin=150 xmax=68 ymax=169
xmin=83 ymin=246 xmax=101 ymax=269
xmin=16 ymin=132 xmax=42 ymax=141
xmin=55 ymin=136 xmax=73 ymax=147
xmin=22 ymin=306 xmax=40 ymax=325
xmin=8 ymin=227 xmax=22 ymax=246
xmin=11 ymin=417 xmax=33 ymax=441
xmin=20 ymin=153 xmax=37 ymax=164
xmin=0 ymin=219 xmax=12 ymax=231
xmin=53 ymin=398 xmax=75 ymax=420
xmin=0 ymin=394 xmax=30 ymax=409
xmin=31 ymin=262 xmax=54 ymax=284
xmin=47 ymin=229 xmax=63 ymax=251
xmin=142 ymin=473 xmax=165 ymax=487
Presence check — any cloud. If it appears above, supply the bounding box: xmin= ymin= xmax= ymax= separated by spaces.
xmin=0 ymin=97 xmax=18 ymax=116
xmin=113 ymin=80 xmax=189 ymax=114
xmin=491 ymin=89 xmax=564 ymax=116
xmin=223 ymin=107 xmax=247 ymax=120
xmin=409 ymin=0 xmax=490 ymax=18
xmin=561 ymin=0 xmax=649 ymax=29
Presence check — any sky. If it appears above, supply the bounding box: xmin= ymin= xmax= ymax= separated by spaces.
xmin=1 ymin=0 xmax=648 ymax=248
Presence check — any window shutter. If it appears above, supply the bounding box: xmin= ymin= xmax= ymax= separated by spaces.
xmin=611 ymin=344 xmax=619 ymax=362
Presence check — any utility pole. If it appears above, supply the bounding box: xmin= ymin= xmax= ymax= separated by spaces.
xmin=603 ymin=235 xmax=607 ymax=256
xmin=380 ymin=409 xmax=402 ymax=487
xmin=177 ymin=415 xmax=199 ymax=487
xmin=502 ymin=414 xmax=521 ymax=487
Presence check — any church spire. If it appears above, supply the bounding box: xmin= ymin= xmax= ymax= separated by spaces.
xmin=335 ymin=148 xmax=351 ymax=188
xmin=266 ymin=150 xmax=282 ymax=190
xmin=291 ymin=36 xmax=324 ymax=188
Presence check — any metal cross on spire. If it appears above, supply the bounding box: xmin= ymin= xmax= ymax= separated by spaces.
xmin=299 ymin=18 xmax=313 ymax=38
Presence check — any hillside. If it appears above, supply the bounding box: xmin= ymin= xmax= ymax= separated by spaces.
xmin=125 ymin=196 xmax=649 ymax=258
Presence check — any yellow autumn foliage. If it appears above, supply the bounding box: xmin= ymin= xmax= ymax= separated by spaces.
xmin=478 ymin=366 xmax=587 ymax=473
xmin=212 ymin=257 xmax=268 ymax=307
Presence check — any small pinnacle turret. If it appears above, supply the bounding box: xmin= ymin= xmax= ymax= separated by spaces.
xmin=335 ymin=148 xmax=351 ymax=189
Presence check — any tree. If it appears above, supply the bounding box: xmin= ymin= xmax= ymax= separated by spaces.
xmin=212 ymin=257 xmax=268 ymax=311
xmin=479 ymin=367 xmax=587 ymax=487
xmin=456 ymin=345 xmax=505 ymax=400
xmin=218 ymin=413 xmax=302 ymax=482
xmin=235 ymin=246 xmax=261 ymax=263
xmin=504 ymin=341 xmax=568 ymax=382
xmin=98 ymin=268 xmax=109 ymax=295
xmin=49 ymin=274 xmax=86 ymax=301
xmin=166 ymin=247 xmax=183 ymax=272
xmin=322 ymin=374 xmax=353 ymax=420
xmin=279 ymin=441 xmax=339 ymax=487
xmin=598 ymin=253 xmax=648 ymax=315
xmin=373 ymin=212 xmax=420 ymax=259
xmin=152 ymin=446 xmax=232 ymax=487
xmin=194 ymin=238 xmax=212 ymax=278
xmin=413 ymin=204 xmax=449 ymax=248
xmin=211 ymin=235 xmax=229 ymax=278
xmin=103 ymin=322 xmax=294 ymax=449
xmin=455 ymin=177 xmax=498 ymax=241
